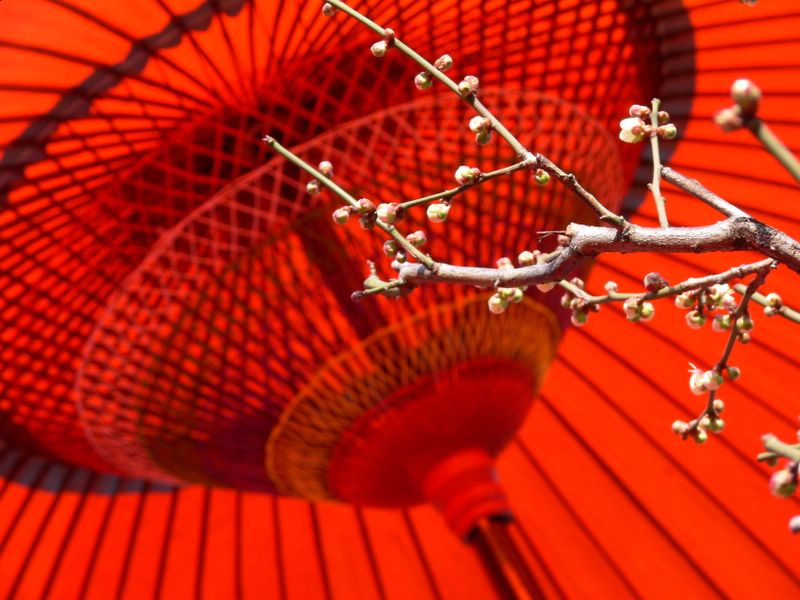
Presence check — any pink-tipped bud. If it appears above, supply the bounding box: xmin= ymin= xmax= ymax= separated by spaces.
xmin=318 ymin=160 xmax=334 ymax=177
xmin=657 ymin=110 xmax=670 ymax=125
xmin=454 ymin=165 xmax=480 ymax=185
xmin=406 ymin=230 xmax=427 ymax=248
xmin=434 ymin=54 xmax=454 ymax=71
xmin=376 ymin=202 xmax=401 ymax=224
xmin=370 ymin=40 xmax=388 ymax=57
xmin=458 ymin=75 xmax=479 ymax=97
xmin=658 ymin=124 xmax=678 ymax=140
xmin=643 ymin=272 xmax=668 ymax=292
xmin=355 ymin=198 xmax=375 ymax=214
xmin=714 ymin=106 xmax=743 ymax=131
xmin=426 ymin=203 xmax=450 ymax=223
xmin=414 ymin=71 xmax=433 ymax=90
xmin=332 ymin=207 xmax=350 ymax=225
xmin=629 ymin=104 xmax=651 ymax=119
xmin=604 ymin=281 xmax=618 ymax=294
xmin=730 ymin=78 xmax=761 ymax=115
xmin=469 ymin=116 xmax=490 ymax=133
xmin=322 ymin=2 xmax=338 ymax=17
xmin=622 ymin=298 xmax=640 ymax=321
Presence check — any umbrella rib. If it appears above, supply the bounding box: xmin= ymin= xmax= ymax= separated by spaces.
xmin=513 ymin=437 xmax=647 ymax=600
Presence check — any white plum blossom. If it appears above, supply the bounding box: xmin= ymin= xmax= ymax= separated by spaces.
xmin=619 ymin=117 xmax=646 ymax=143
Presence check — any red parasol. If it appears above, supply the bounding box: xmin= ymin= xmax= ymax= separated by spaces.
xmin=1 ymin=1 xmax=800 ymax=598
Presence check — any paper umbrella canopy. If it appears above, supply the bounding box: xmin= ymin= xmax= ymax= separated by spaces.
xmin=1 ymin=0 xmax=800 ymax=598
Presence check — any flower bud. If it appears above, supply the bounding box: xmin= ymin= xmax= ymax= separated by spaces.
xmin=770 ymin=469 xmax=797 ymax=498
xmin=414 ymin=71 xmax=433 ymax=90
xmin=498 ymin=287 xmax=517 ymax=301
xmin=475 ymin=129 xmax=492 ymax=145
xmin=765 ymin=292 xmax=783 ymax=307
xmin=306 ymin=180 xmax=321 ymax=195
xmin=686 ymin=310 xmax=706 ymax=329
xmin=707 ymin=417 xmax=725 ymax=433
xmin=560 ymin=293 xmax=572 ymax=309
xmin=738 ymin=331 xmax=752 ymax=344
xmin=657 ymin=110 xmax=670 ymax=125
xmin=712 ymin=399 xmax=725 ymax=413
xmin=322 ymin=2 xmax=338 ymax=16
xmin=534 ymin=169 xmax=550 ymax=186
xmin=638 ymin=302 xmax=655 ymax=322
xmin=469 ymin=116 xmax=490 ymax=133
xmin=571 ymin=309 xmax=588 ymax=327
xmin=332 ymin=207 xmax=350 ymax=225
xmin=764 ymin=305 xmax=779 ymax=317
xmin=604 ymin=281 xmax=618 ymax=294
xmin=406 ymin=230 xmax=427 ymax=247
xmin=455 ymin=165 xmax=480 ymax=185
xmin=622 ymin=298 xmax=640 ymax=321
xmin=730 ymin=78 xmax=761 ymax=115
xmin=370 ymin=40 xmax=388 ymax=57
xmin=359 ymin=212 xmax=377 ymax=230
xmin=725 ymin=366 xmax=741 ymax=381
xmin=689 ymin=369 xmax=708 ymax=396
xmin=394 ymin=250 xmax=406 ymax=263
xmin=643 ymin=272 xmax=668 ymax=292
xmin=789 ymin=515 xmax=800 ymax=534
xmin=628 ymin=104 xmax=650 ymax=119
xmin=488 ymin=293 xmax=508 ymax=314
xmin=694 ymin=429 xmax=709 ymax=445
xmin=712 ymin=314 xmax=731 ymax=332
xmin=714 ymin=106 xmax=743 ymax=131
xmin=356 ymin=198 xmax=375 ymax=214
xmin=318 ymin=160 xmax=334 ymax=177
xmin=383 ymin=240 xmax=399 ymax=257
xmin=510 ymin=287 xmax=525 ymax=304
xmin=735 ymin=314 xmax=754 ymax=332
xmin=434 ymin=54 xmax=453 ymax=71
xmin=657 ymin=124 xmax=678 ymax=140
xmin=496 ymin=257 xmax=513 ymax=270
xmin=672 ymin=420 xmax=688 ymax=435
xmin=518 ymin=250 xmax=536 ymax=266
xmin=619 ymin=117 xmax=646 ymax=143
xmin=376 ymin=202 xmax=400 ymax=224
xmin=458 ymin=75 xmax=479 ymax=96
xmin=675 ymin=293 xmax=694 ymax=309
xmin=426 ymin=203 xmax=450 ymax=223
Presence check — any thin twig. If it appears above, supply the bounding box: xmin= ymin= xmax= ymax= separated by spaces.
xmin=400 ymin=158 xmax=533 ymax=210
xmin=747 ymin=118 xmax=800 ymax=186
xmin=648 ymin=98 xmax=669 ymax=227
